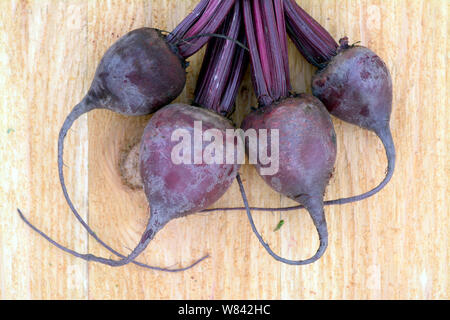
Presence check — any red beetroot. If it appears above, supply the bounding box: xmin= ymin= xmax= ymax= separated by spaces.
xmin=312 ymin=41 xmax=392 ymax=132
xmin=141 ymin=104 xmax=240 ymax=221
xmin=122 ymin=104 xmax=240 ymax=266
xmin=311 ymin=40 xmax=395 ymax=202
xmin=58 ymin=28 xmax=187 ymax=216
xmin=50 ymin=27 xmax=188 ymax=269
xmin=242 ymin=96 xmax=337 ymax=264
xmin=239 ymin=0 xmax=337 ymax=264
xmin=286 ymin=1 xmax=396 ymax=204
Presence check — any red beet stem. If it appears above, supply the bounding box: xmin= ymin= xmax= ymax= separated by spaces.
xmin=194 ymin=1 xmax=249 ymax=115
xmin=242 ymin=0 xmax=270 ymax=106
xmin=243 ymin=0 xmax=290 ymax=107
xmin=284 ymin=0 xmax=338 ymax=68
xmin=274 ymin=0 xmax=291 ymax=85
xmin=166 ymin=0 xmax=209 ymax=44
xmin=168 ymin=0 xmax=237 ymax=58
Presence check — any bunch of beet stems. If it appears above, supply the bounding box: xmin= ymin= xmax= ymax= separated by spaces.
xmin=194 ymin=3 xmax=249 ymax=116
xmin=18 ymin=0 xmax=247 ymax=271
xmin=208 ymin=0 xmax=395 ymax=214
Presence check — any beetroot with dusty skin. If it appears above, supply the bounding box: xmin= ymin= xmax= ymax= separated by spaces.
xmin=134 ymin=104 xmax=240 ymax=257
xmin=56 ymin=28 xmax=187 ymax=260
xmin=312 ymin=40 xmax=393 ymax=132
xmin=111 ymin=2 xmax=248 ymax=267
xmin=242 ymin=95 xmax=337 ymax=264
xmin=310 ymin=41 xmax=395 ymax=201
xmin=18 ymin=104 xmax=240 ymax=268
xmin=286 ymin=0 xmax=396 ymax=204
xmin=238 ymin=0 xmax=337 ymax=265
xmin=53 ymin=27 xmax=188 ymax=268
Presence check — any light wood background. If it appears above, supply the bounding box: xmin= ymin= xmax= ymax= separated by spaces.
xmin=0 ymin=0 xmax=448 ymax=300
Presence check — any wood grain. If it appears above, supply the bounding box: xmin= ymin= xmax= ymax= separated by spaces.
xmin=0 ymin=0 xmax=448 ymax=300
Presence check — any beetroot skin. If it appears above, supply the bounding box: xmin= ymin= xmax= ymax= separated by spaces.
xmin=58 ymin=27 xmax=187 ymax=243
xmin=140 ymin=104 xmax=240 ymax=224
xmin=19 ymin=103 xmax=240 ymax=268
xmin=312 ymin=45 xmax=392 ymax=132
xmin=116 ymin=103 xmax=241 ymax=265
xmin=88 ymin=28 xmax=186 ymax=116
xmin=242 ymin=95 xmax=337 ymax=265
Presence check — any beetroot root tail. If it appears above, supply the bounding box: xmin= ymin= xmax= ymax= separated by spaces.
xmin=237 ymin=175 xmax=328 ymax=265
xmin=17 ymin=208 xmax=209 ymax=271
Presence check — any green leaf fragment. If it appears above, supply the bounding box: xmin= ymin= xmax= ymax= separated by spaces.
xmin=274 ymin=220 xmax=285 ymax=232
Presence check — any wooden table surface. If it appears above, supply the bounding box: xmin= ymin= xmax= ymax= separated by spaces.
xmin=0 ymin=0 xmax=448 ymax=300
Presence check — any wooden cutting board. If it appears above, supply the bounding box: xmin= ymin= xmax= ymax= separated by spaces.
xmin=0 ymin=0 xmax=448 ymax=299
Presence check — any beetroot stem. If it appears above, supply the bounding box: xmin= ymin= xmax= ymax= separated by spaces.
xmin=261 ymin=0 xmax=291 ymax=99
xmin=284 ymin=0 xmax=338 ymax=68
xmin=185 ymin=0 xmax=223 ymax=38
xmin=274 ymin=0 xmax=291 ymax=87
xmin=194 ymin=1 xmax=249 ymax=115
xmin=243 ymin=0 xmax=290 ymax=107
xmin=177 ymin=0 xmax=237 ymax=58
xmin=166 ymin=0 xmax=209 ymax=44
xmin=242 ymin=0 xmax=270 ymax=106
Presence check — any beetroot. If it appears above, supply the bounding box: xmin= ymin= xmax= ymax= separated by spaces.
xmin=311 ymin=40 xmax=395 ymax=201
xmin=242 ymin=96 xmax=337 ymax=264
xmin=141 ymin=105 xmax=240 ymax=217
xmin=127 ymin=2 xmax=247 ymax=266
xmin=218 ymin=2 xmax=395 ymax=220
xmin=238 ymin=0 xmax=337 ymax=264
xmin=58 ymin=27 xmax=186 ymax=240
xmin=286 ymin=0 xmax=396 ymax=204
xmin=57 ymin=3 xmax=240 ymax=243
xmin=56 ymin=1 xmax=240 ymax=266
xmin=58 ymin=28 xmax=187 ymax=220
xmin=118 ymin=104 xmax=240 ymax=266
xmin=59 ymin=27 xmax=186 ymax=141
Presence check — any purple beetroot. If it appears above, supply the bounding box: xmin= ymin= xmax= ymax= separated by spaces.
xmin=56 ymin=2 xmax=240 ymax=245
xmin=286 ymin=0 xmax=396 ymax=204
xmin=119 ymin=104 xmax=241 ymax=266
xmin=242 ymin=95 xmax=337 ymax=264
xmin=311 ymin=39 xmax=395 ymax=201
xmin=239 ymin=0 xmax=337 ymax=264
xmin=52 ymin=27 xmax=188 ymax=269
